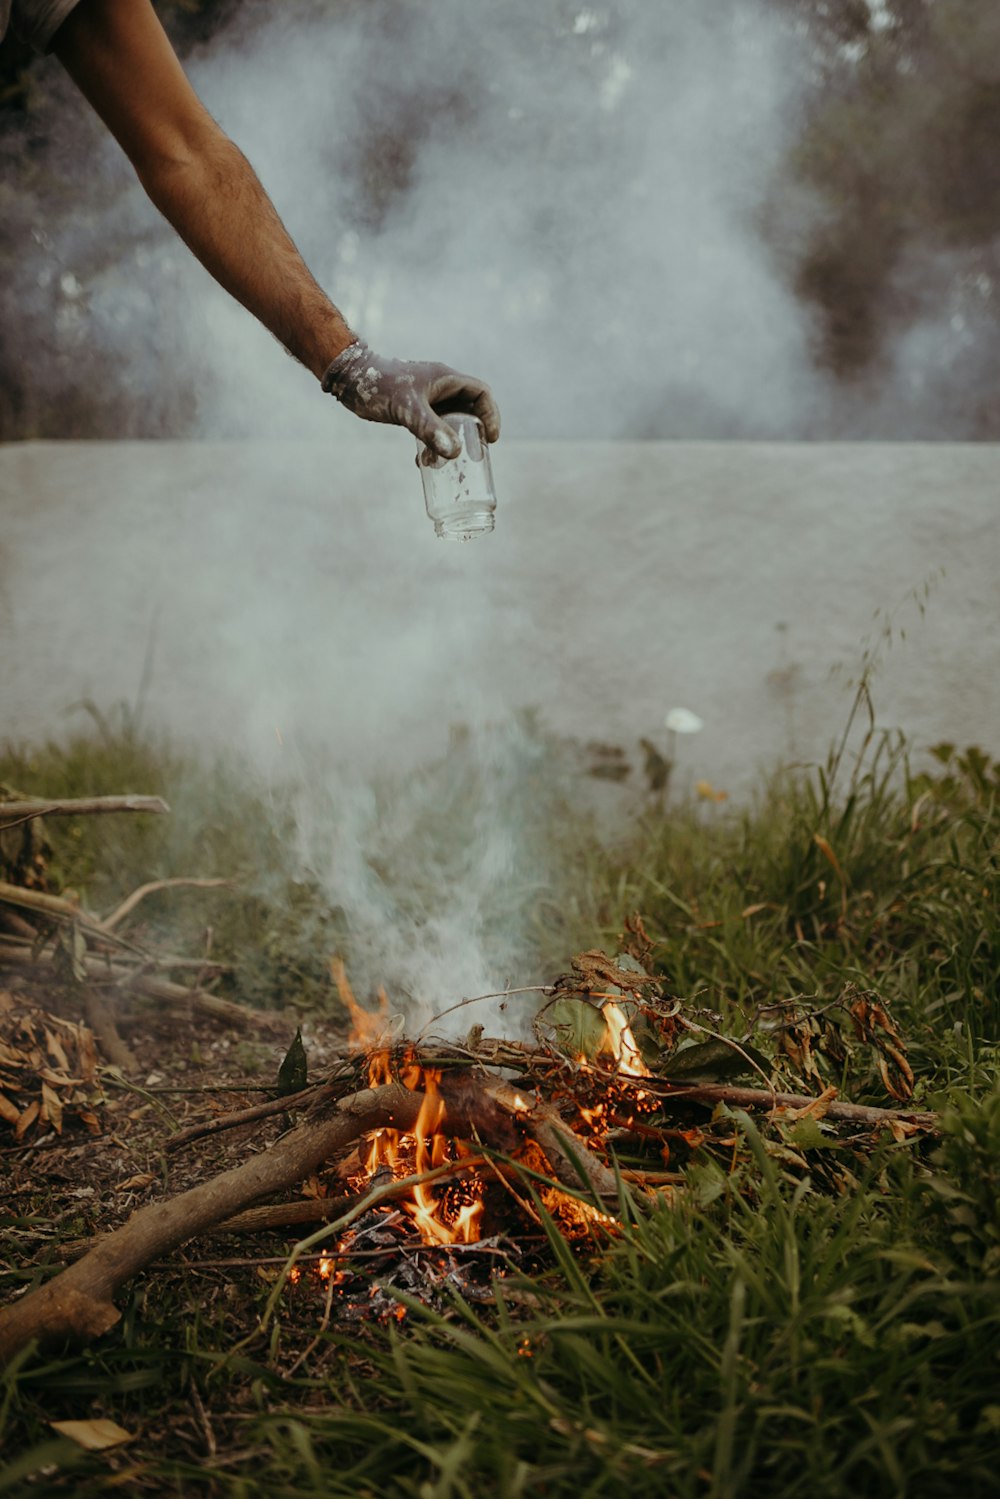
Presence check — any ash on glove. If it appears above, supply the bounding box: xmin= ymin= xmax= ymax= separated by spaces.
xmin=322 ymin=341 xmax=500 ymax=459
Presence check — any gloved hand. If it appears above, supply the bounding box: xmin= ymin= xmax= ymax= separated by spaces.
xmin=322 ymin=341 xmax=500 ymax=459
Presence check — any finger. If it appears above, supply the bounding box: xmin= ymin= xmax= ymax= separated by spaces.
xmin=426 ymin=372 xmax=501 ymax=443
xmin=469 ymin=386 xmax=501 ymax=444
xmin=409 ymin=400 xmax=461 ymax=459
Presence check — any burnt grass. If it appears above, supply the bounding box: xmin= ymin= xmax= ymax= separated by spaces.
xmin=1 ymin=717 xmax=999 ymax=1498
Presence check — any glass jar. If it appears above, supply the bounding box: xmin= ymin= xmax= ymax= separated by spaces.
xmin=416 ymin=412 xmax=497 ymax=540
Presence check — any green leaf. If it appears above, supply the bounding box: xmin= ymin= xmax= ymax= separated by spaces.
xmin=663 ymin=1037 xmax=769 ymax=1081
xmin=276 ymin=1026 xmax=307 ymax=1097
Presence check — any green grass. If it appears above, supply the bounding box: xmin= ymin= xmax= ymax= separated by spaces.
xmin=1 ymin=712 xmax=999 ymax=1496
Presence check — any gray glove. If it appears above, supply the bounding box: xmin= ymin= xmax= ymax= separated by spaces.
xmin=322 ymin=341 xmax=500 ymax=459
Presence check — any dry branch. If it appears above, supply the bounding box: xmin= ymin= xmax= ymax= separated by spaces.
xmin=659 ymin=1081 xmax=938 ymax=1131
xmin=0 ymin=796 xmax=170 ymax=827
xmin=0 ymin=941 xmax=265 ymax=1030
xmin=103 ymin=878 xmax=232 ymax=932
xmin=166 ymin=1077 xmax=352 ymax=1152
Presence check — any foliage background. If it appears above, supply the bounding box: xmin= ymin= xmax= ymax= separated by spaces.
xmin=1 ymin=0 xmax=999 ymax=440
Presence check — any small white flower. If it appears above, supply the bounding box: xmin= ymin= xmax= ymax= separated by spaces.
xmin=664 ymin=707 xmax=703 ymax=734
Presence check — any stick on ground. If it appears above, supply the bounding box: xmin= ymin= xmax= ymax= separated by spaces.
xmin=0 ymin=796 xmax=170 ymax=828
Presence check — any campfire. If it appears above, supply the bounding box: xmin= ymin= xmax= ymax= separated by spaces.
xmin=0 ymin=790 xmax=937 ymax=1363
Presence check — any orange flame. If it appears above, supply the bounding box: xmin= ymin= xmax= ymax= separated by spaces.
xmin=332 ymin=956 xmax=393 ymax=1048
xmin=338 ymin=969 xmax=485 ymax=1248
xmin=600 ymin=1000 xmax=651 ymax=1077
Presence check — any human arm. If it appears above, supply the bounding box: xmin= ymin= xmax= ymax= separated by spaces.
xmin=51 ymin=0 xmax=498 ymax=453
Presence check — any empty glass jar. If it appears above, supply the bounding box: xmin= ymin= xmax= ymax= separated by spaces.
xmin=417 ymin=412 xmax=497 ymax=540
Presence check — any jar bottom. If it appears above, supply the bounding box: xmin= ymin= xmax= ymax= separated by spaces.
xmin=433 ymin=510 xmax=496 ymax=541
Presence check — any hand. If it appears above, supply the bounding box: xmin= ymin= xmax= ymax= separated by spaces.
xmin=322 ymin=341 xmax=500 ymax=458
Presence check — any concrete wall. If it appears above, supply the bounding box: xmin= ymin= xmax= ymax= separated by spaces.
xmin=2 ymin=439 xmax=997 ymax=795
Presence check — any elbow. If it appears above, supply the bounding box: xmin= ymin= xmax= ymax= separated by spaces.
xmin=128 ymin=112 xmax=231 ymax=199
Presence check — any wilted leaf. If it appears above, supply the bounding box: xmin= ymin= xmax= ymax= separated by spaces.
xmin=44 ymin=1026 xmax=70 ymax=1072
xmin=548 ymin=998 xmax=610 ymax=1060
xmin=565 ymin=949 xmax=656 ymax=996
xmin=77 ymin=1025 xmax=98 ymax=1083
xmin=15 ymin=1099 xmax=40 ymax=1139
xmin=114 ymin=1172 xmax=156 ymax=1193
xmin=813 ymin=833 xmax=846 ymax=886
xmin=276 ymin=1026 xmax=308 ymax=1097
xmin=0 ymin=1090 xmax=20 ymax=1124
xmin=38 ymin=1066 xmax=80 ymax=1088
xmin=848 ymin=988 xmax=914 ymax=1100
xmin=40 ymin=1081 xmax=63 ymax=1134
xmin=49 ymin=1419 xmax=133 ymax=1451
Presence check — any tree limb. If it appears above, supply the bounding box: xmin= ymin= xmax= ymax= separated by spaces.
xmin=0 ymin=796 xmax=170 ymax=828
xmin=0 ymin=940 xmax=266 ymax=1030
xmin=659 ymin=1081 xmax=938 ymax=1130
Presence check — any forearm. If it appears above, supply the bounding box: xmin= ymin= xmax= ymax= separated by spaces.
xmin=138 ymin=128 xmax=355 ymax=377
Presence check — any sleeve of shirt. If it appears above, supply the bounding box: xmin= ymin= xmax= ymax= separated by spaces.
xmin=10 ymin=0 xmax=83 ymax=52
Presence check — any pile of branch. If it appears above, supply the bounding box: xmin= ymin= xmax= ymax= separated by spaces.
xmin=0 ymin=1011 xmax=938 ymax=1366
xmin=0 ymin=792 xmax=264 ymax=1067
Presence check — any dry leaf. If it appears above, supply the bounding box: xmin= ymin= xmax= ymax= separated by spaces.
xmin=15 ymin=1099 xmax=40 ymax=1139
xmin=77 ymin=1109 xmax=101 ymax=1135
xmin=38 ymin=1066 xmax=80 ymax=1088
xmin=50 ymin=1418 xmax=133 ymax=1451
xmin=44 ymin=1025 xmax=70 ymax=1072
xmin=114 ymin=1172 xmax=156 ymax=1193
xmin=785 ymin=1084 xmax=838 ymax=1122
xmin=77 ymin=1025 xmax=98 ymax=1083
xmin=0 ymin=1090 xmax=20 ymax=1125
xmin=40 ymin=1081 xmax=63 ymax=1134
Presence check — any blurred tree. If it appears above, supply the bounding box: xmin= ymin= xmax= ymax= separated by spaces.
xmin=766 ymin=0 xmax=1000 ymax=415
